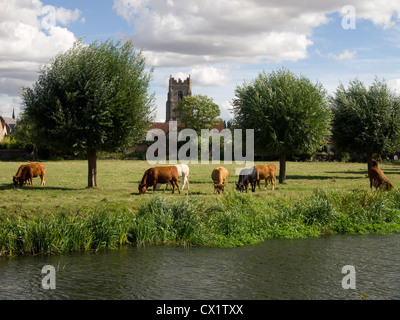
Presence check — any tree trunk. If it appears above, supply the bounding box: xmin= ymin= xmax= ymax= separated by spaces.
xmin=87 ymin=149 xmax=97 ymax=188
xmin=366 ymin=152 xmax=373 ymax=178
xmin=279 ymin=152 xmax=286 ymax=184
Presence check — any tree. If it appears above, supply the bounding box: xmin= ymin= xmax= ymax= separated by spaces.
xmin=174 ymin=94 xmax=221 ymax=134
xmin=332 ymin=78 xmax=400 ymax=172
xmin=232 ymin=68 xmax=332 ymax=184
xmin=21 ymin=39 xmax=155 ymax=187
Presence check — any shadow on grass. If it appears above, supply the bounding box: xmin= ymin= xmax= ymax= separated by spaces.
xmin=130 ymin=188 xmax=205 ymax=196
xmin=286 ymin=175 xmax=365 ymax=180
xmin=0 ymin=184 xmax=85 ymax=191
xmin=325 ymin=170 xmax=368 ymax=175
xmin=381 ymin=168 xmax=400 ymax=173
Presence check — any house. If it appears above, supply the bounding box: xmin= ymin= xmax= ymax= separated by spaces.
xmin=0 ymin=116 xmax=17 ymax=142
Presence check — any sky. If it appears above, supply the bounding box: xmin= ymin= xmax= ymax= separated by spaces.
xmin=1 ymin=0 xmax=400 ymax=123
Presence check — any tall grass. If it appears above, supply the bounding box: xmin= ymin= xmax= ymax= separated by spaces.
xmin=0 ymin=207 xmax=134 ymax=256
xmin=129 ymin=189 xmax=400 ymax=247
xmin=1 ymin=189 xmax=400 ymax=256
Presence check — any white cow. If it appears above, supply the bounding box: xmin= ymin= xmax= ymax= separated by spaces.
xmin=155 ymin=164 xmax=190 ymax=191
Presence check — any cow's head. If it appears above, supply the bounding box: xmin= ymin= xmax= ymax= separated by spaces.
xmin=138 ymin=183 xmax=147 ymax=195
xmin=13 ymin=176 xmax=23 ymax=187
xmin=213 ymin=184 xmax=224 ymax=194
xmin=235 ymin=182 xmax=244 ymax=193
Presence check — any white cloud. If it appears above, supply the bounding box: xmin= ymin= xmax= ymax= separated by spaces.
xmin=388 ymin=79 xmax=400 ymax=93
xmin=329 ymin=49 xmax=357 ymax=61
xmin=113 ymin=0 xmax=400 ymax=68
xmin=113 ymin=0 xmax=332 ymax=67
xmin=0 ymin=0 xmax=80 ymax=116
xmin=219 ymin=101 xmax=234 ymax=121
xmin=356 ymin=1 xmax=400 ymax=29
xmin=55 ymin=8 xmax=82 ymax=26
xmin=190 ymin=66 xmax=231 ymax=87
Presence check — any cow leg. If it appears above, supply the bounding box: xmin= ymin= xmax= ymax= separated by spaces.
xmin=182 ymin=176 xmax=189 ymax=191
xmin=174 ymin=180 xmax=181 ymax=194
xmin=153 ymin=180 xmax=157 ymax=194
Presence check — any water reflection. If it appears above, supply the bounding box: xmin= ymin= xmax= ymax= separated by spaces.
xmin=1 ymin=234 xmax=400 ymax=300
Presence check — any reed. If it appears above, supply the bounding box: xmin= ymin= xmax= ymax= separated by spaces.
xmin=0 ymin=207 xmax=134 ymax=256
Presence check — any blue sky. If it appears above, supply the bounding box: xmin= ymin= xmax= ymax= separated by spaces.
xmin=1 ymin=0 xmax=400 ymax=122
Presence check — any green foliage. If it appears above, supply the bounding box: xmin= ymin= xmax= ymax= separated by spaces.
xmin=232 ymin=68 xmax=332 ymax=155
xmin=0 ymin=135 xmax=26 ymax=150
xmin=174 ymin=94 xmax=221 ymax=134
xmin=0 ymin=207 xmax=134 ymax=256
xmin=332 ymin=78 xmax=400 ymax=156
xmin=2 ymin=189 xmax=400 ymax=256
xmin=20 ymin=39 xmax=155 ymax=153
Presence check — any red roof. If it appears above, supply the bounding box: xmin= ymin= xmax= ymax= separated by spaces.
xmin=149 ymin=121 xmax=225 ymax=133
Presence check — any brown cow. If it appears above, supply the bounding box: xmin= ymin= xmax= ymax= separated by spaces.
xmin=13 ymin=162 xmax=46 ymax=187
xmin=255 ymin=164 xmax=276 ymax=190
xmin=13 ymin=164 xmax=30 ymax=187
xmin=139 ymin=166 xmax=181 ymax=195
xmin=369 ymin=159 xmax=393 ymax=191
xmin=211 ymin=166 xmax=229 ymax=194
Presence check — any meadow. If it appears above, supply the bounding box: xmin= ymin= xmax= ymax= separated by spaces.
xmin=1 ymin=160 xmax=400 ymax=256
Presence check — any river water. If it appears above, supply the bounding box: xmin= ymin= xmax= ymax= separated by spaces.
xmin=1 ymin=234 xmax=400 ymax=300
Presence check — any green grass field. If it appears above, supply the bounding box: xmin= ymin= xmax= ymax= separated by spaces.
xmin=1 ymin=159 xmax=400 ymax=255
xmin=1 ymin=160 xmax=399 ymax=213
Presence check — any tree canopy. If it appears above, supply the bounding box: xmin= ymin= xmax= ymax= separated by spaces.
xmin=174 ymin=94 xmax=221 ymax=134
xmin=332 ymin=77 xmax=400 ymax=171
xmin=21 ymin=39 xmax=155 ymax=187
xmin=232 ymin=68 xmax=332 ymax=183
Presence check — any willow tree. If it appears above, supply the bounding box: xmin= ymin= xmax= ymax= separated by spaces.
xmin=332 ymin=78 xmax=400 ymax=172
xmin=21 ymin=39 xmax=155 ymax=187
xmin=232 ymin=68 xmax=332 ymax=183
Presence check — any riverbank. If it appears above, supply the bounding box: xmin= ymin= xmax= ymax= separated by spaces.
xmin=1 ymin=189 xmax=400 ymax=256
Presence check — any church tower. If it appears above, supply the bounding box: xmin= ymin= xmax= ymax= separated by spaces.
xmin=166 ymin=75 xmax=192 ymax=123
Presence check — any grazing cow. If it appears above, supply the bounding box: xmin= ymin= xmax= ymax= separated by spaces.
xmin=155 ymin=164 xmax=190 ymax=192
xmin=212 ymin=166 xmax=229 ymax=194
xmin=13 ymin=162 xmax=46 ymax=187
xmin=139 ymin=166 xmax=181 ymax=195
xmin=255 ymin=164 xmax=277 ymax=190
xmin=235 ymin=167 xmax=257 ymax=193
xmin=369 ymin=159 xmax=393 ymax=191
xmin=13 ymin=164 xmax=30 ymax=187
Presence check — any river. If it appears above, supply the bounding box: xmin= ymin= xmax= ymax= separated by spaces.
xmin=1 ymin=234 xmax=400 ymax=300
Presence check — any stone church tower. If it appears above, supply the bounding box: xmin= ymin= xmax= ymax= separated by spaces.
xmin=166 ymin=75 xmax=192 ymax=123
